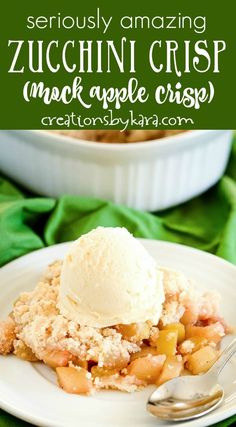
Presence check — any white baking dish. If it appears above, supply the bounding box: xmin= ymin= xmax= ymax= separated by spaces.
xmin=0 ymin=130 xmax=233 ymax=211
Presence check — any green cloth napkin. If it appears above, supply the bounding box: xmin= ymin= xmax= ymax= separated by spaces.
xmin=0 ymin=138 xmax=236 ymax=427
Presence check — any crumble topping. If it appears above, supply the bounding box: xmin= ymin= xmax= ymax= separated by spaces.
xmin=160 ymin=268 xmax=221 ymax=326
xmin=13 ymin=261 xmax=139 ymax=369
xmin=50 ymin=129 xmax=187 ymax=144
xmin=0 ymin=260 xmax=226 ymax=393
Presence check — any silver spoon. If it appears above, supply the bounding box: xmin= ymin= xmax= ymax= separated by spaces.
xmin=147 ymin=337 xmax=236 ymax=421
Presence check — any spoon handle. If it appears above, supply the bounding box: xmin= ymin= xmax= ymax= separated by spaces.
xmin=210 ymin=337 xmax=236 ymax=377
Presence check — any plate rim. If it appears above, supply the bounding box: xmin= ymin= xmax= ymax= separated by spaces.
xmin=1 ymin=239 xmax=236 ymax=275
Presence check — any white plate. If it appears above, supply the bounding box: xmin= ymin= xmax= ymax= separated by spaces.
xmin=0 ymin=240 xmax=236 ymax=427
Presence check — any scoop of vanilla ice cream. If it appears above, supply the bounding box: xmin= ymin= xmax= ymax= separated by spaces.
xmin=58 ymin=227 xmax=164 ymax=327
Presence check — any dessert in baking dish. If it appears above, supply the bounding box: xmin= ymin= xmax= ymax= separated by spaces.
xmin=50 ymin=129 xmax=187 ymax=143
